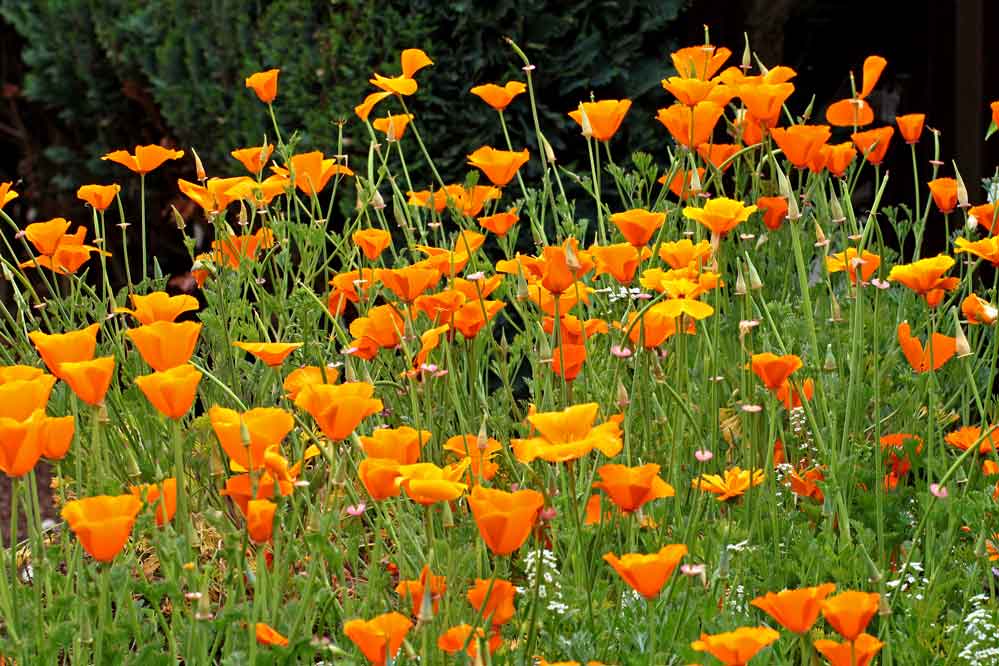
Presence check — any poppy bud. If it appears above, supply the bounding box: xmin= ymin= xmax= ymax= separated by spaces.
xmin=237 ymin=200 xmax=248 ymax=227
xmin=192 ymin=148 xmax=207 ymax=182
xmin=954 ymin=309 xmax=972 ymax=357
xmin=830 ymin=196 xmax=845 ymax=223
xmin=801 ymin=95 xmax=815 ymax=123
xmin=371 ymin=189 xmax=386 ymax=210
xmin=953 ymin=161 xmax=969 ymax=208
xmin=746 ymin=256 xmax=764 ymax=290
xmin=441 ymin=500 xmax=454 ymax=528
xmin=688 ymin=167 xmax=702 ymax=193
xmin=541 ymin=134 xmax=557 ymax=164
xmin=814 ymin=222 xmax=828 ymax=246
xmin=741 ymin=33 xmax=752 ymax=71
xmin=171 ymin=205 xmax=186 ymax=231
xmin=477 ymin=420 xmax=489 ymax=452
xmin=824 ymin=343 xmax=837 ymax=371
xmin=577 ymin=104 xmax=593 ymax=139
xmin=124 ymin=446 xmax=142 ymax=480
xmin=829 ymin=293 xmax=842 ymax=322
xmin=616 ymin=380 xmax=629 ymax=408
xmin=515 ymin=272 xmax=530 ymax=301
xmin=564 ymin=242 xmax=581 ymax=271
xmin=734 ymin=264 xmax=747 ymax=296
xmin=417 ymin=582 xmax=435 ymax=624
xmin=877 ymin=594 xmax=892 ymax=617
xmin=393 ymin=202 xmax=408 ymax=229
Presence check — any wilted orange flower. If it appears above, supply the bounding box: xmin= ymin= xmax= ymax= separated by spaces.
xmin=246 ymin=498 xmax=277 ymax=543
xmin=209 ymin=406 xmax=294 ymax=470
xmin=662 ymin=76 xmax=717 ymax=105
xmin=396 ymin=564 xmax=446 ymax=617
xmin=245 ymin=69 xmax=279 ymax=103
xmin=770 ymin=125 xmax=831 ymax=169
xmin=928 ymin=177 xmax=958 ymax=214
xmin=372 ymin=113 xmax=414 ymax=140
xmin=76 ymin=184 xmax=120 ymax=211
xmin=691 ymin=626 xmax=781 ymax=665
xmin=593 ymin=463 xmax=675 ymax=513
xmin=590 ymin=243 xmax=649 ymax=284
xmin=610 ymin=208 xmax=666 ymax=247
xmin=255 ymin=623 xmax=289 ymax=647
xmin=355 ymin=91 xmax=392 ymax=121
xmin=437 ymin=625 xmax=500 ymax=657
xmin=851 ymin=126 xmax=894 ymax=165
xmin=750 ymin=583 xmax=836 ymax=634
xmin=135 ymin=365 xmax=202 ymax=419
xmin=126 ymin=321 xmax=202 ymax=372
xmin=232 ymin=341 xmax=303 ymax=367
xmin=370 ymin=48 xmax=433 ymax=96
xmin=738 ymin=82 xmax=794 ymax=127
xmin=477 ymin=209 xmax=519 ymax=237
xmin=945 ymin=425 xmax=998 ymax=455
xmin=102 ymin=145 xmax=184 ymax=174
xmin=28 ymin=323 xmax=99 ymax=379
xmin=343 ymin=612 xmax=413 ymax=666
xmin=231 ymin=144 xmax=274 ymax=174
xmin=357 ymin=458 xmax=403 ymax=500
xmin=348 ymin=304 xmax=405 ymax=359
xmin=178 ymin=177 xmax=251 ymax=215
xmin=659 ymin=238 xmax=713 ymax=269
xmin=813 ymin=633 xmax=884 ymax=666
xmin=0 ymin=181 xmax=18 ymax=209
xmin=656 ymin=101 xmax=724 ymax=148
xmin=821 ymin=591 xmax=880 ymax=641
xmin=467 ymin=485 xmax=545 ymax=556
xmin=955 ymin=236 xmax=999 ymax=266
xmin=467 ymin=146 xmax=530 ymax=187
xmin=604 ymin=544 xmax=687 ymax=599
xmin=61 ymin=494 xmax=143 ymax=562
xmin=471 ymin=81 xmax=527 ymax=111
xmin=751 ymin=353 xmax=803 ymax=390
xmin=661 ymin=167 xmax=705 ymax=200
xmin=755 ymin=196 xmax=788 ymax=231
xmin=129 ymin=478 xmax=177 ymax=527
xmin=859 ymin=55 xmax=888 ymax=98
xmin=352 ymin=228 xmax=392 ymax=261
xmin=962 ymin=293 xmax=998 ymax=325
xmin=295 ymin=382 xmax=383 ymax=441
xmin=114 ymin=292 xmax=199 ymax=325
xmin=887 ymin=255 xmax=958 ymax=306
xmin=284 ymin=151 xmax=353 ymax=196
xmin=283 ymin=365 xmax=337 ymax=400
xmin=897 ymin=321 xmax=956 ymax=373
xmin=568 ymin=100 xmax=632 ymax=141
xmin=683 ymin=197 xmax=757 ymax=235
xmin=697 ymin=142 xmax=741 ymax=171
xmin=467 ymin=578 xmax=517 ymax=626
xmin=671 ymin=44 xmax=731 ymax=79
xmin=896 ymin=113 xmax=926 ymax=144
xmin=693 ymin=466 xmax=765 ymax=501
xmin=59 ymin=357 xmax=115 ymax=406
xmin=826 ymin=248 xmax=881 ymax=284
xmin=512 ymin=403 xmax=623 ymax=463
xmin=360 ymin=427 xmax=429 ymax=465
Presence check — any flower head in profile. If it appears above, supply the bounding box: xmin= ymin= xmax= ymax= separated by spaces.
xmin=656 ymin=101 xmax=724 ymax=148
xmin=691 ymin=626 xmax=781 ymax=665
xmin=826 ymin=248 xmax=881 ymax=284
xmin=897 ymin=321 xmax=955 ymax=373
xmin=245 ymin=69 xmax=280 ymax=103
xmin=61 ymin=494 xmax=143 ymax=562
xmin=896 ymin=113 xmax=926 ymax=144
xmin=102 ymin=145 xmax=184 ymax=174
xmin=851 ymin=126 xmax=894 ymax=165
xmin=467 ymin=146 xmax=530 ymax=187
xmin=114 ymin=292 xmax=199 ymax=325
xmin=370 ymin=48 xmax=433 ymax=96
xmin=683 ymin=197 xmax=757 ymax=235
xmin=821 ymin=591 xmax=880 ymax=641
xmin=343 ymin=611 xmax=413 ymax=666
xmin=395 ymin=564 xmax=446 ymax=618
xmin=471 ymin=81 xmax=526 ymax=111
xmin=467 ymin=485 xmax=545 ymax=556
xmin=955 ymin=236 xmax=999 ymax=267
xmin=76 ymin=184 xmax=121 ymax=211
xmin=887 ymin=255 xmax=958 ymax=307
xmin=610 ymin=208 xmax=667 ymax=247
xmin=255 ymin=622 xmax=289 ymax=647
xmin=603 ymin=544 xmax=688 ymax=598
xmin=671 ymin=44 xmax=731 ymax=79
xmin=129 ymin=478 xmax=178 ymax=527
xmin=928 ymin=177 xmax=958 ymax=214
xmin=0 ymin=182 xmax=18 ymax=210
xmin=467 ymin=578 xmax=517 ymax=626
xmin=693 ymin=466 xmax=765 ymax=501
xmin=568 ymin=100 xmax=632 ymax=141
xmin=813 ymin=633 xmax=884 ymax=666
xmin=232 ymin=341 xmax=303 ymax=367
xmin=395 ymin=459 xmax=469 ymax=505
xmin=962 ymin=293 xmax=998 ymax=325
xmin=750 ymin=353 xmax=803 ymax=391
xmin=593 ymin=463 xmax=675 ymax=514
xmin=750 ymin=583 xmax=836 ymax=634
xmin=294 ymin=382 xmax=383 ymax=441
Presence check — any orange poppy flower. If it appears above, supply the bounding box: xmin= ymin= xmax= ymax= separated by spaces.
xmin=357 ymin=458 xmax=403 ymax=500
xmin=377 ymin=266 xmax=440 ymax=302
xmin=539 ymin=240 xmax=592 ymax=294
xmin=225 ymin=174 xmax=289 ymax=209
xmin=813 ymin=633 xmax=883 ymax=666
xmin=351 ymin=228 xmax=392 ymax=261
xmin=76 ymin=184 xmax=120 ymax=212
xmin=60 ymin=494 xmax=143 ymax=562
xmin=467 ymin=485 xmax=545 ymax=555
xmin=693 ymin=466 xmax=765 ymax=501
xmin=245 ymin=69 xmax=279 ymax=103
xmin=452 ymin=300 xmax=505 ymax=339
xmin=822 ymin=142 xmax=857 ymax=178
xmin=887 ymin=255 xmax=958 ymax=305
xmin=826 ymin=98 xmax=874 ymax=127
xmin=658 ymin=238 xmax=713 ymax=269
xmin=443 ymin=433 xmax=501 ymax=481
xmin=858 ymin=55 xmax=888 ymax=97
xmin=821 ymin=591 xmax=880 ymax=641
xmin=467 ymin=578 xmax=517 ymax=626
xmin=360 ymin=426 xmax=429 ymax=465
xmin=476 ymin=209 xmax=519 ymax=237
xmin=255 ymin=622 xmax=289 ymax=647
xmin=593 ymin=463 xmax=675 ymax=513
xmin=413 ymin=290 xmax=466 ymax=322
xmin=370 ymin=48 xmax=433 ymax=96
xmin=437 ymin=625 xmax=500 ymax=657
xmin=610 ymin=208 xmax=666 ymax=247
xmin=826 ymin=248 xmax=881 ymax=284
xmin=770 ymin=125 xmax=831 ymax=169
xmin=776 ymin=377 xmax=815 ymax=410
xmin=20 ymin=220 xmax=109 ymax=274
xmin=756 ymin=196 xmax=789 ymax=231
xmin=282 ymin=365 xmax=337 ymax=400
xmin=178 ymin=177 xmax=251 ymax=215
xmin=348 ymin=305 xmax=405 ymax=359
xmin=102 ymin=145 xmax=184 ymax=174
xmin=0 ymin=411 xmax=46 ymax=477
xmin=343 ymin=612 xmax=413 ymax=666
xmin=395 ymin=564 xmax=446 ymax=617
xmin=355 ymin=91 xmax=392 ymax=121
xmin=126 ymin=321 xmax=201 ymax=372
xmin=407 ymin=184 xmax=501 ymax=217
xmin=697 ymin=142 xmax=741 ymax=171
xmin=985 ymin=460 xmax=999 ymax=476
xmin=683 ymin=197 xmax=757 ymax=235
xmin=897 ymin=321 xmax=956 ymax=373
xmin=512 ymin=403 xmax=623 ymax=463
xmin=470 ymin=81 xmax=527 ymax=111
xmin=232 ymin=341 xmax=303 ymax=367
xmin=0 ymin=181 xmax=18 ymax=209
xmin=129 ymin=478 xmax=177 ymax=527
xmin=992 ymin=100 xmax=999 ymax=127
xmin=660 ymin=167 xmax=706 ymax=200
xmin=671 ymin=44 xmax=731 ymax=79
xmin=691 ymin=626 xmax=781 ymax=665
xmin=750 ymin=583 xmax=836 ymax=634
xmin=880 ymin=433 xmax=922 ymax=479
xmin=231 ymin=145 xmax=274 ymax=174
xmin=656 ymin=101 xmax=724 ymax=148
xmin=294 ymin=382 xmax=383 ymax=441
xmin=962 ymin=293 xmax=998 ymax=325
xmin=114 ymin=292 xmax=199 ymax=325
xmin=209 ymin=406 xmax=294 ymax=470
xmin=604 ymin=544 xmax=687 ymax=599
xmin=956 ymin=236 xmax=999 ymax=266
xmin=396 ymin=459 xmax=469 ymax=505
xmin=135 ymin=365 xmax=202 ymax=419
xmin=621 ymin=306 xmax=683 ymax=349
xmin=896 ymin=113 xmax=926 ymax=144
xmin=24 ymin=218 xmax=73 ymax=255
xmin=327 ymin=270 xmax=372 ymax=315
xmin=738 ymin=83 xmax=794 ymax=127
xmin=285 ymin=151 xmax=353 ymax=196
xmin=220 ymin=472 xmax=293 ymax=516
xmin=750 ymin=353 xmax=803 ymax=390
xmin=59 ymin=357 xmax=115 ymax=406
xmin=467 ymin=146 xmax=529 ymax=187
xmin=928 ymin=177 xmax=958 ymax=214
xmin=568 ymin=100 xmax=632 ymax=141
xmin=590 ymin=243 xmax=650 ymax=285
xmin=851 ymin=127 xmax=894 ymax=165
xmin=246 ymin=498 xmax=277 ymax=543
xmin=945 ymin=425 xmax=998 ymax=455
xmin=0 ymin=366 xmax=47 ymax=385
xmin=372 ymin=113 xmax=414 ymax=140
xmin=970 ymin=203 xmax=999 ymax=234
xmin=662 ymin=76 xmax=717 ymax=106
xmin=551 ymin=344 xmax=587 ymax=381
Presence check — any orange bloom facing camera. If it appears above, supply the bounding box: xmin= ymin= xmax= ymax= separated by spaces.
xmin=352 ymin=228 xmax=393 ymax=261
xmin=603 ymin=544 xmax=687 ymax=599
xmin=467 ymin=146 xmax=530 ymax=187
xmin=593 ymin=463 xmax=675 ymax=513
xmin=61 ymin=494 xmax=143 ymax=562
xmin=821 ymin=590 xmax=880 ymax=641
xmin=467 ymin=485 xmax=545 ymax=556
xmin=466 ymin=578 xmax=517 ymax=626
xmin=691 ymin=626 xmax=780 ymax=665
xmin=114 ymin=291 xmax=199 ymax=325
xmin=294 ymin=382 xmax=383 ymax=441
xmin=209 ymin=406 xmax=294 ymax=470
xmin=750 ymin=583 xmax=836 ymax=634
xmin=126 ymin=321 xmax=201 ymax=372
xmin=750 ymin=353 xmax=803 ymax=391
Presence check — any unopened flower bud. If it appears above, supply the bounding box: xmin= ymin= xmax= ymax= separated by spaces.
xmin=371 ymin=189 xmax=385 ymax=210
xmin=616 ymin=380 xmax=629 ymax=408
xmin=954 ymin=309 xmax=972 ymax=357
xmin=477 ymin=420 xmax=489 ymax=452
xmin=734 ymin=264 xmax=747 ymax=296
xmin=745 ymin=256 xmax=763 ymax=290
xmin=830 ymin=196 xmax=845 ymax=223
xmin=741 ymin=33 xmax=752 ymax=71
xmin=953 ymin=160 xmax=969 ymax=208
xmin=192 ymin=147 xmax=206 ymax=182
xmin=564 ymin=242 xmax=581 ymax=271
xmin=171 ymin=205 xmax=186 ymax=231
xmin=824 ymin=343 xmax=837 ymax=371
xmin=578 ymin=104 xmax=593 ymax=139
xmin=542 ymin=134 xmax=557 ymax=164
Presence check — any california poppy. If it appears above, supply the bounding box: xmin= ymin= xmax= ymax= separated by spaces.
xmin=770 ymin=125 xmax=831 ymax=169
xmin=437 ymin=625 xmax=500 ymax=657
xmin=467 ymin=146 xmax=530 ymax=187
xmin=209 ymin=406 xmax=294 ymax=470
xmin=452 ymin=300 xmax=505 ymax=339
xmin=255 ymin=623 xmax=289 ymax=647
xmin=114 ymin=292 xmax=199 ymax=325
xmin=826 ymin=98 xmax=874 ymax=128
xmin=661 ymin=167 xmax=705 ymax=200
xmin=0 ymin=373 xmax=56 ymax=421
xmin=360 ymin=426 xmax=430 ymax=465
xmin=396 ymin=459 xmax=469 ymax=505
xmin=683 ymin=197 xmax=757 ymax=235
xmin=693 ymin=466 xmax=765 ymax=501
xmin=178 ymin=177 xmax=251 ymax=215
xmin=372 ymin=113 xmax=414 ymax=140
xmin=962 ymin=293 xmax=998 ymax=325
xmin=283 ymin=365 xmax=337 ymax=401
xmin=135 ymin=365 xmax=202 ymax=419
xmin=59 ymin=357 xmax=115 ymax=406
xmin=750 ymin=353 xmax=803 ymax=390
xmin=813 ymin=633 xmax=884 ymax=666
xmin=347 ymin=305 xmax=404 ymax=359
xmin=370 ymin=48 xmax=433 ymax=96
xmin=285 ymin=151 xmax=353 ymax=196
xmin=671 ymin=44 xmax=731 ymax=79
xmin=656 ymin=101 xmax=724 ymax=148
xmin=552 ymin=344 xmax=587 ymax=381
xmin=776 ymin=377 xmax=814 ymax=410
xmin=126 ymin=321 xmax=202 ymax=372
xmin=353 ymin=228 xmax=393 ymax=261
xmin=232 ymin=341 xmax=303 ymax=367
xmin=76 ymin=184 xmax=120 ymax=212
xmin=220 ymin=472 xmax=293 ymax=516
xmin=246 ymin=498 xmax=277 ymax=543
xmin=245 ymin=69 xmax=280 ymax=103
xmin=355 ymin=91 xmax=393 ymax=122
xmin=467 ymin=485 xmax=545 ymax=555
xmin=750 ymin=583 xmax=837 ymax=634
xmin=658 ymin=238 xmax=713 ymax=269
xmin=590 ymin=243 xmax=649 ymax=284
xmin=896 ymin=113 xmax=926 ymax=144
xmin=897 ymin=321 xmax=956 ymax=373
xmin=604 ymin=544 xmax=688 ymax=599
xmin=956 ymin=236 xmax=999 ymax=266
xmin=60 ymin=494 xmax=143 ymax=562
xmin=129 ymin=478 xmax=177 ymax=527
xmin=102 ymin=145 xmax=184 ymax=174
xmin=697 ymin=142 xmax=741 ymax=171
xmin=610 ymin=208 xmax=666 ymax=247
xmin=928 ymin=178 xmax=958 ymax=214
xmin=294 ymin=382 xmax=383 ymax=441
xmin=20 ymin=220 xmax=108 ymax=275
xmin=226 ymin=175 xmax=289 ymax=209
xmin=467 ymin=577 xmax=517 ymax=626
xmin=969 ymin=203 xmax=999 ymax=234
xmin=343 ymin=612 xmax=413 ymax=666
xmin=407 ymin=184 xmax=501 ymax=217
xmin=826 ymin=248 xmax=881 ymax=284
xmin=887 ymin=255 xmax=959 ymax=306
xmin=593 ymin=463 xmax=675 ymax=514
xmin=756 ymin=196 xmax=789 ymax=231
xmin=377 ymin=266 xmax=440 ymax=302
xmin=357 ymin=457 xmax=403 ymax=500
xmin=395 ymin=564 xmax=446 ymax=617
xmin=851 ymin=127 xmax=894 ymax=165
xmin=0 ymin=411 xmax=47 ymax=477
xmin=737 ymin=82 xmax=794 ymax=127
xmin=0 ymin=181 xmax=18 ymax=209
xmin=231 ymin=145 xmax=274 ymax=174
xmin=443 ymin=433 xmax=501 ymax=481
xmin=691 ymin=626 xmax=781 ymax=665
xmin=662 ymin=76 xmax=718 ymax=106
xmin=945 ymin=425 xmax=998 ymax=455
xmin=477 ymin=209 xmax=519 ymax=237
xmin=512 ymin=403 xmax=623 ymax=463
xmin=470 ymin=81 xmax=527 ymax=111
xmin=568 ymin=100 xmax=632 ymax=141
xmin=821 ymin=591 xmax=880 ymax=641
xmin=822 ymin=142 xmax=858 ymax=178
